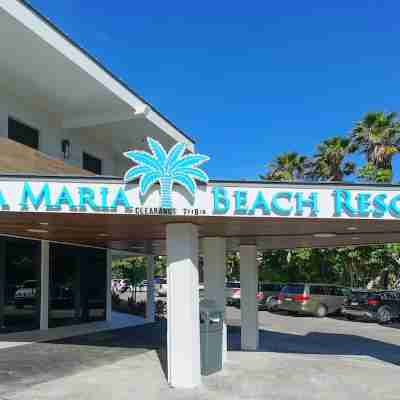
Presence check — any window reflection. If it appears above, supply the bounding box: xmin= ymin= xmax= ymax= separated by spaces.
xmin=0 ymin=237 xmax=40 ymax=333
xmin=49 ymin=244 xmax=106 ymax=328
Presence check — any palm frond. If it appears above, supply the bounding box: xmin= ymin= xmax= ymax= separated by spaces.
xmin=147 ymin=137 xmax=167 ymax=166
xmin=172 ymin=154 xmax=209 ymax=171
xmin=166 ymin=142 xmax=186 ymax=172
xmin=123 ymin=165 xmax=153 ymax=183
xmin=139 ymin=172 xmax=162 ymax=195
xmin=176 ymin=167 xmax=209 ymax=182
xmin=124 ymin=151 xmax=163 ymax=174
xmin=174 ymin=174 xmax=196 ymax=195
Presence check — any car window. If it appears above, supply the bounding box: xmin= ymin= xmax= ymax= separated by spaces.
xmin=282 ymin=284 xmax=305 ymax=294
xmin=226 ymin=282 xmax=240 ymax=289
xmin=309 ymin=285 xmax=325 ymax=295
xmin=261 ymin=284 xmax=274 ymax=291
xmin=381 ymin=292 xmax=395 ymax=301
xmin=334 ymin=287 xmax=346 ymax=296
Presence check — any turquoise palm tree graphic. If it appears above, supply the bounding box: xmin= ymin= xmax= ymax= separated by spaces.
xmin=124 ymin=137 xmax=209 ymax=208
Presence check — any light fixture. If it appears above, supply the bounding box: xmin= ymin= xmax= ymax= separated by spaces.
xmin=61 ymin=139 xmax=71 ymax=159
xmin=97 ymin=233 xmax=109 ymax=237
xmin=352 ymin=237 xmax=360 ymax=240
xmin=27 ymin=229 xmax=48 ymax=234
xmin=39 ymin=222 xmax=49 ymax=226
xmin=347 ymin=226 xmax=358 ymax=231
xmin=313 ymin=233 xmax=337 ymax=238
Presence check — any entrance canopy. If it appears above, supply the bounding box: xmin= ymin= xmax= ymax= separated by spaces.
xmin=0 ymin=175 xmax=399 ymax=254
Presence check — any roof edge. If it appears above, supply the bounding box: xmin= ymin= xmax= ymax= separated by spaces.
xmin=16 ymin=0 xmax=195 ymax=145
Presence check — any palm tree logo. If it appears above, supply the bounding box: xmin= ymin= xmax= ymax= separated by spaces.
xmin=123 ymin=137 xmax=210 ymax=208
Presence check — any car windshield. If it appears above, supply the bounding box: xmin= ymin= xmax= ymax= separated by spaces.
xmin=281 ymin=284 xmax=305 ymax=295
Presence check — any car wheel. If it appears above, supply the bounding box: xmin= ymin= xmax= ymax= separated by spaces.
xmin=315 ymin=305 xmax=327 ymax=318
xmin=346 ymin=315 xmax=356 ymax=321
xmin=377 ymin=306 xmax=392 ymax=324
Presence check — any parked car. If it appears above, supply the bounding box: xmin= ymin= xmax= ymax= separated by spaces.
xmin=111 ymin=279 xmax=120 ymax=292
xmin=342 ymin=289 xmax=400 ymax=324
xmin=258 ymin=282 xmax=286 ymax=311
xmin=226 ymin=283 xmax=264 ymax=307
xmin=14 ymin=280 xmax=38 ymax=308
xmin=225 ymin=281 xmax=240 ymax=299
xmin=227 ymin=286 xmax=241 ymax=306
xmin=118 ymin=279 xmax=131 ymax=293
xmin=259 ymin=282 xmax=286 ymax=299
xmin=157 ymin=278 xmax=168 ymax=297
xmin=260 ymin=295 xmax=282 ymax=311
xmin=278 ymin=283 xmax=348 ymax=317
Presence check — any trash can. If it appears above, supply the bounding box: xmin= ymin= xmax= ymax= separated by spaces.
xmin=199 ymin=299 xmax=224 ymax=375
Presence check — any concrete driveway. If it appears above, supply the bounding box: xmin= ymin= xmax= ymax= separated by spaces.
xmin=0 ymin=308 xmax=399 ymax=400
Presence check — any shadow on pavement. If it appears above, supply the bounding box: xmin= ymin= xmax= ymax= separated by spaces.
xmin=228 ymin=325 xmax=400 ymax=366
xmin=0 ymin=322 xmax=164 ymax=397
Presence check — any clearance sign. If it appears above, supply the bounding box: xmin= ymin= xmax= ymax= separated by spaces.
xmin=0 ymin=179 xmax=399 ymax=220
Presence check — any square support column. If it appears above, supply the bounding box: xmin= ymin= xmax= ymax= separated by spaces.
xmin=106 ymin=249 xmax=112 ymax=322
xmin=166 ymin=223 xmax=201 ymax=388
xmin=146 ymin=255 xmax=155 ymax=323
xmin=203 ymin=237 xmax=227 ymax=363
xmin=0 ymin=239 xmax=5 ymax=329
xmin=40 ymin=240 xmax=49 ymax=330
xmin=240 ymin=245 xmax=259 ymax=350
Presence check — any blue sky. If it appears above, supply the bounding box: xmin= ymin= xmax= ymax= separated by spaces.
xmin=30 ymin=1 xmax=400 ymax=181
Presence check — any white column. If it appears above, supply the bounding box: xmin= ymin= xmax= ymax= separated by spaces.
xmin=240 ymin=245 xmax=259 ymax=350
xmin=40 ymin=240 xmax=49 ymax=330
xmin=106 ymin=249 xmax=112 ymax=322
xmin=146 ymin=255 xmax=155 ymax=323
xmin=203 ymin=237 xmax=227 ymax=364
xmin=167 ymin=223 xmax=201 ymax=388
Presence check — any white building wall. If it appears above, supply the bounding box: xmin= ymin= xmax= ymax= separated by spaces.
xmin=0 ymin=89 xmax=118 ymax=175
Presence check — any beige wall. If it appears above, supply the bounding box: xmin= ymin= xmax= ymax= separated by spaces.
xmin=0 ymin=89 xmax=120 ymax=176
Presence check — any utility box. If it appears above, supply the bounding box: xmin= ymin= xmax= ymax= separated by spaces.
xmin=199 ymin=299 xmax=224 ymax=376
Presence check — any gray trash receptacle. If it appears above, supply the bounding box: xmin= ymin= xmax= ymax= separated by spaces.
xmin=200 ymin=299 xmax=224 ymax=376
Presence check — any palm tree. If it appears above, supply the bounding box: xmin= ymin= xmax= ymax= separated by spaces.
xmin=308 ymin=136 xmax=356 ymax=181
xmin=124 ymin=137 xmax=209 ymax=208
xmin=351 ymin=112 xmax=400 ymax=171
xmin=260 ymin=152 xmax=308 ymax=181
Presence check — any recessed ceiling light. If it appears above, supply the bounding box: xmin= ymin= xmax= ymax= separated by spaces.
xmin=98 ymin=233 xmax=109 ymax=237
xmin=27 ymin=229 xmax=48 ymax=234
xmin=39 ymin=222 xmax=49 ymax=226
xmin=347 ymin=227 xmax=358 ymax=231
xmin=352 ymin=237 xmax=360 ymax=240
xmin=313 ymin=233 xmax=337 ymax=238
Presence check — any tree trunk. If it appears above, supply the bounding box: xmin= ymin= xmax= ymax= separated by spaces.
xmin=160 ymin=176 xmax=173 ymax=208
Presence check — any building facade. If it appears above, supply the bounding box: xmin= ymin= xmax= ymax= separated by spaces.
xmin=0 ymin=0 xmax=194 ymax=335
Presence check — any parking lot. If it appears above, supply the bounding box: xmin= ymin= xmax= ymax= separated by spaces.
xmin=0 ymin=307 xmax=399 ymax=400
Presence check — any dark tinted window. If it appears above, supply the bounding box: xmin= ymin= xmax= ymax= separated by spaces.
xmin=8 ymin=117 xmax=39 ymax=149
xmin=333 ymin=287 xmax=346 ymax=296
xmin=226 ymin=282 xmax=240 ymax=289
xmin=261 ymin=283 xmax=284 ymax=292
xmin=282 ymin=284 xmax=305 ymax=294
xmin=380 ymin=291 xmax=396 ymax=301
xmin=83 ymin=152 xmax=102 ymax=175
xmin=23 ymin=281 xmax=37 ymax=289
xmin=309 ymin=285 xmax=326 ymax=295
